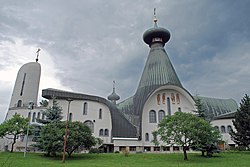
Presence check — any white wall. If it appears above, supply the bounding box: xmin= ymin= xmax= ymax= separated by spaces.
xmin=55 ymin=99 xmax=112 ymax=144
xmin=141 ymin=85 xmax=195 ymax=146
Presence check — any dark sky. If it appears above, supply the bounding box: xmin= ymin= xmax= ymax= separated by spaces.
xmin=1 ymin=0 xmax=250 ymax=122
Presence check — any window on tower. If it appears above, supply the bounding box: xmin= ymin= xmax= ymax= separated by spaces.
xmin=152 ymin=37 xmax=162 ymax=42
xmin=17 ymin=100 xmax=22 ymax=107
xmin=149 ymin=110 xmax=156 ymax=123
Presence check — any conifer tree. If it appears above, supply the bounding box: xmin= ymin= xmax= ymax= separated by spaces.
xmin=37 ymin=98 xmax=63 ymax=124
xmin=230 ymin=94 xmax=250 ymax=149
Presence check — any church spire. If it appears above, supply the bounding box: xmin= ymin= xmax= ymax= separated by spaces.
xmin=153 ymin=8 xmax=158 ymax=27
xmin=107 ymin=80 xmax=120 ymax=104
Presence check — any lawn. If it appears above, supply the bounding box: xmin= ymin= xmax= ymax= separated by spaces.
xmin=0 ymin=151 xmax=249 ymax=167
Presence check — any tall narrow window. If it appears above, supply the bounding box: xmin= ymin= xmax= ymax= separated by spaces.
xmin=145 ymin=133 xmax=149 ymax=141
xmin=99 ymin=129 xmax=103 ymax=136
xmin=178 ymin=107 xmax=182 ymax=112
xmin=167 ymin=97 xmax=171 ymax=115
xmin=99 ymin=109 xmax=102 ymax=119
xmin=84 ymin=120 xmax=94 ymax=133
xmin=83 ymin=102 xmax=88 ymax=115
xmin=17 ymin=100 xmax=22 ymax=107
xmin=69 ymin=113 xmax=73 ymax=121
xmin=227 ymin=125 xmax=232 ymax=133
xmin=158 ymin=110 xmax=165 ymax=122
xmin=42 ymin=112 xmax=45 ymax=120
xmin=149 ymin=110 xmax=156 ymax=123
xmin=28 ymin=112 xmax=31 ymax=120
xmin=37 ymin=112 xmax=40 ymax=119
xmin=221 ymin=126 xmax=226 ymax=133
xmin=104 ymin=129 xmax=109 ymax=136
xmin=20 ymin=73 xmax=26 ymax=96
xmin=32 ymin=112 xmax=36 ymax=122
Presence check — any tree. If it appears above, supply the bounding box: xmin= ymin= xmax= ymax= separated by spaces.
xmin=36 ymin=98 xmax=63 ymax=124
xmin=65 ymin=121 xmax=96 ymax=157
xmin=0 ymin=114 xmax=29 ymax=152
xmin=35 ymin=121 xmax=96 ymax=157
xmin=40 ymin=99 xmax=48 ymax=107
xmin=157 ymin=112 xmax=220 ymax=160
xmin=193 ymin=96 xmax=206 ymax=120
xmin=230 ymin=94 xmax=250 ymax=149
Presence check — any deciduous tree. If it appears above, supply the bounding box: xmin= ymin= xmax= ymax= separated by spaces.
xmin=157 ymin=112 xmax=220 ymax=160
xmin=0 ymin=114 xmax=29 ymax=152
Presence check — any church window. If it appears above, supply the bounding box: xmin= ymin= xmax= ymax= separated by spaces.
xmin=99 ymin=109 xmax=102 ymax=119
xmin=32 ymin=112 xmax=36 ymax=122
xmin=17 ymin=100 xmax=22 ymax=107
xmin=221 ymin=126 xmax=226 ymax=133
xmin=167 ymin=97 xmax=171 ymax=115
xmin=104 ymin=129 xmax=109 ymax=136
xmin=178 ymin=107 xmax=182 ymax=112
xmin=83 ymin=102 xmax=88 ymax=115
xmin=145 ymin=133 xmax=149 ymax=141
xmin=28 ymin=112 xmax=31 ymax=120
xmin=158 ymin=110 xmax=165 ymax=122
xmin=42 ymin=112 xmax=45 ymax=120
xmin=99 ymin=129 xmax=103 ymax=136
xmin=69 ymin=113 xmax=73 ymax=121
xmin=84 ymin=120 xmax=94 ymax=133
xmin=37 ymin=112 xmax=40 ymax=119
xmin=227 ymin=125 xmax=232 ymax=133
xmin=20 ymin=73 xmax=26 ymax=96
xmin=149 ymin=110 xmax=156 ymax=123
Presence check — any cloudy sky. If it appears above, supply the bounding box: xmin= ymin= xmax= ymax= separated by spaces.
xmin=1 ymin=0 xmax=250 ymax=123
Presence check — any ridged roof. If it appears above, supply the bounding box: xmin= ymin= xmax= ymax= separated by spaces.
xmin=195 ymin=96 xmax=238 ymax=118
xmin=137 ymin=43 xmax=182 ymax=90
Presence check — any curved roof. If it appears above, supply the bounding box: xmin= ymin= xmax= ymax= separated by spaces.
xmin=195 ymin=96 xmax=238 ymax=118
xmin=42 ymin=88 xmax=137 ymax=138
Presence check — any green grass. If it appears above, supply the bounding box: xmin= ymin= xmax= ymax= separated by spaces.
xmin=0 ymin=151 xmax=250 ymax=167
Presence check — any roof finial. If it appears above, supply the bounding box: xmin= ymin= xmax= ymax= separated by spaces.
xmin=113 ymin=80 xmax=116 ymax=91
xmin=36 ymin=48 xmax=41 ymax=62
xmin=153 ymin=8 xmax=158 ymax=26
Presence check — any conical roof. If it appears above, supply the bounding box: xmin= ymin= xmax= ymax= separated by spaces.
xmin=133 ymin=17 xmax=183 ymax=116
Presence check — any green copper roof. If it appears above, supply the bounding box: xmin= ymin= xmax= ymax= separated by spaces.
xmin=137 ymin=43 xmax=182 ymax=90
xmin=195 ymin=96 xmax=238 ymax=118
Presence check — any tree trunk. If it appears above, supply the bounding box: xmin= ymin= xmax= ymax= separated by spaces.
xmin=11 ymin=135 xmax=17 ymax=152
xmin=202 ymin=150 xmax=205 ymax=156
xmin=183 ymin=146 xmax=188 ymax=161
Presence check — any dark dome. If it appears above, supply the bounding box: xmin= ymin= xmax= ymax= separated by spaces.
xmin=108 ymin=92 xmax=120 ymax=101
xmin=143 ymin=27 xmax=170 ymax=45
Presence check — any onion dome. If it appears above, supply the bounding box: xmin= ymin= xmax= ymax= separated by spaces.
xmin=108 ymin=81 xmax=120 ymax=104
xmin=143 ymin=11 xmax=170 ymax=46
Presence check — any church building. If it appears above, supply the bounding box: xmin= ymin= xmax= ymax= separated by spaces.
xmin=2 ymin=14 xmax=238 ymax=152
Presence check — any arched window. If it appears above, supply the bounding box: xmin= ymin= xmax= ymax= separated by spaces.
xmin=145 ymin=133 xmax=149 ymax=141
xmin=221 ymin=126 xmax=226 ymax=133
xmin=178 ymin=107 xmax=182 ymax=112
xmin=149 ymin=110 xmax=156 ymax=123
xmin=17 ymin=100 xmax=22 ymax=107
xmin=83 ymin=102 xmax=88 ymax=115
xmin=167 ymin=97 xmax=171 ymax=115
xmin=99 ymin=109 xmax=102 ymax=119
xmin=84 ymin=120 xmax=94 ymax=133
xmin=104 ymin=129 xmax=109 ymax=136
xmin=32 ymin=112 xmax=36 ymax=122
xmin=158 ymin=110 xmax=165 ymax=122
xmin=227 ymin=125 xmax=232 ymax=133
xmin=99 ymin=129 xmax=103 ymax=136
xmin=28 ymin=112 xmax=31 ymax=120
xmin=69 ymin=113 xmax=73 ymax=121
xmin=37 ymin=112 xmax=41 ymax=119
xmin=42 ymin=112 xmax=45 ymax=120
